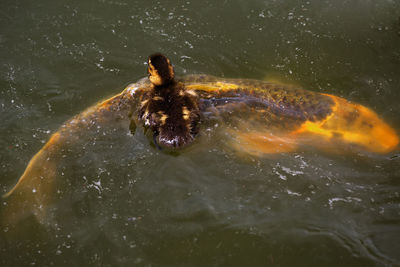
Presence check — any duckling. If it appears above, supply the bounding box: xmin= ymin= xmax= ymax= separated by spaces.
xmin=138 ymin=53 xmax=200 ymax=148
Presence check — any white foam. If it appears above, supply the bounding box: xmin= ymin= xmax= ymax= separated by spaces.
xmin=126 ymin=84 xmax=139 ymax=96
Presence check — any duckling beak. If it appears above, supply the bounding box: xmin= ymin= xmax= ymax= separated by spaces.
xmin=148 ymin=63 xmax=163 ymax=86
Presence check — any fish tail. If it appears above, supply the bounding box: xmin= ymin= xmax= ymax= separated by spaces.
xmin=3 ymin=132 xmax=61 ymax=199
xmin=293 ymin=94 xmax=399 ymax=153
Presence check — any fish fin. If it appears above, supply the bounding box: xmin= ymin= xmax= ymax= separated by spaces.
xmin=2 ymin=134 xmax=60 ymax=224
xmin=228 ymin=129 xmax=298 ymax=156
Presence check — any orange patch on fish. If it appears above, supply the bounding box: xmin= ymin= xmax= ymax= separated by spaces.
xmin=292 ymin=94 xmax=399 ymax=153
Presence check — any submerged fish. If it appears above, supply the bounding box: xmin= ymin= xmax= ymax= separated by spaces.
xmin=2 ymin=54 xmax=398 ymax=223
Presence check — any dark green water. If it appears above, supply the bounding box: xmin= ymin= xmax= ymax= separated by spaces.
xmin=1 ymin=0 xmax=400 ymax=266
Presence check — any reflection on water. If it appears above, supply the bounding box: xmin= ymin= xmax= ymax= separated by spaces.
xmin=1 ymin=0 xmax=400 ymax=266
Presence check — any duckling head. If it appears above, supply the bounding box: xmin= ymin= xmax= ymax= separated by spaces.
xmin=147 ymin=53 xmax=175 ymax=87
